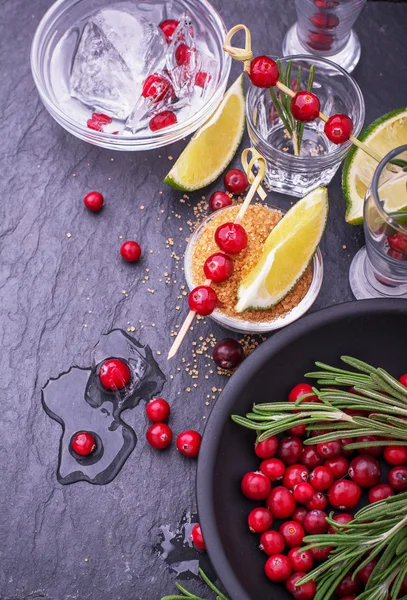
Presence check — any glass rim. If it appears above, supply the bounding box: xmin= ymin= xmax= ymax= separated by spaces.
xmin=370 ymin=144 xmax=407 ymax=233
xmin=246 ymin=54 xmax=365 ymax=164
xmin=30 ymin=0 xmax=231 ymax=148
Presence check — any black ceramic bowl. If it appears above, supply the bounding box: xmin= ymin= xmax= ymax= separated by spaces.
xmin=197 ymin=299 xmax=407 ymax=600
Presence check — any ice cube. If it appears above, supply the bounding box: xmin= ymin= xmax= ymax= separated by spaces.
xmin=70 ymin=3 xmax=166 ymax=120
xmin=165 ymin=15 xmax=199 ymax=99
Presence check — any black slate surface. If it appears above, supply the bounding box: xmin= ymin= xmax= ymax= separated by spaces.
xmin=1 ymin=1 xmax=407 ymax=599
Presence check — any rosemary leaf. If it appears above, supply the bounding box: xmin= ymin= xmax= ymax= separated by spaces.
xmin=268 ymin=87 xmax=293 ymax=136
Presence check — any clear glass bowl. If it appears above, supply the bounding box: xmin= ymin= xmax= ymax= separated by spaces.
xmin=184 ymin=206 xmax=324 ymax=334
xmin=31 ymin=0 xmax=231 ymax=151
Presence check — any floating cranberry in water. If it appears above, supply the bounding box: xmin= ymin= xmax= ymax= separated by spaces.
xmin=188 ymin=286 xmax=217 ymax=315
xmin=191 ymin=523 xmax=206 ymax=550
xmin=383 ymin=445 xmax=407 ymax=465
xmin=223 ymin=169 xmax=248 ymax=195
xmin=83 ymin=191 xmax=104 ymax=212
xmin=142 ymin=73 xmax=173 ymax=102
xmin=329 ymin=480 xmax=361 ymax=509
xmin=301 ymin=445 xmax=324 ymax=470
xmin=317 ymin=440 xmax=342 ymax=459
xmin=278 ymin=436 xmax=303 ymax=465
xmin=283 ymin=464 xmax=310 ymax=490
xmin=215 ymin=222 xmax=248 ymax=254
xmin=195 ymin=71 xmax=210 ymax=88
xmin=92 ymin=112 xmax=112 ymax=124
xmin=388 ymin=232 xmax=407 ymax=253
xmin=309 ymin=465 xmax=334 ymax=491
xmin=349 ymin=454 xmax=381 ymax=487
xmin=146 ymin=423 xmax=172 ymax=450
xmin=267 ymin=486 xmax=296 ymax=519
xmin=355 ymin=435 xmax=382 ymax=457
xmin=265 ymin=554 xmax=292 ymax=582
xmin=368 ymin=483 xmax=394 ymax=504
xmin=307 ymin=32 xmax=334 ymax=51
xmin=120 ymin=240 xmax=142 ymax=262
xmin=288 ymin=548 xmax=314 ymax=573
xmin=311 ymin=545 xmax=332 ymax=562
xmin=324 ymin=114 xmax=353 ymax=144
xmin=212 ymin=338 xmax=244 ymax=370
xmin=328 ymin=513 xmax=354 ymax=534
xmin=87 ymin=118 xmax=103 ymax=131
xmin=261 ymin=458 xmax=285 ymax=481
xmin=241 ymin=471 xmax=271 ymax=500
xmin=306 ymin=491 xmax=328 ymax=511
xmin=399 ymin=373 xmax=407 ymax=387
xmin=288 ymin=382 xmax=318 ymax=403
xmin=358 ymin=558 xmax=378 ymax=584
xmin=208 ymin=191 xmax=232 ymax=212
xmin=336 ymin=573 xmax=360 ymax=597
xmin=292 ymin=507 xmax=308 ymax=526
xmin=159 ymin=19 xmax=179 ymax=43
xmin=388 ymin=465 xmax=407 ymax=491
xmin=146 ymin=398 xmax=170 ymax=423
xmin=286 ymin=572 xmax=316 ymax=600
xmin=175 ymin=42 xmax=194 ymax=66
xmin=71 ymin=431 xmax=96 ymax=456
xmin=279 ymin=521 xmax=305 ymax=548
xmin=248 ymin=507 xmax=273 ymax=533
xmin=149 ymin=110 xmax=177 ymax=132
xmin=290 ymin=91 xmax=320 ymax=122
xmin=176 ymin=430 xmax=201 ymax=458
xmin=249 ymin=56 xmax=279 ymax=88
xmin=260 ymin=530 xmax=285 ymax=556
xmin=255 ymin=436 xmax=278 ymax=459
xmin=294 ymin=482 xmax=314 ymax=504
xmin=99 ymin=358 xmax=131 ymax=391
xmin=204 ymin=253 xmax=233 ymax=283
xmin=325 ymin=456 xmax=348 ymax=479
xmin=310 ymin=12 xmax=340 ymax=28
xmin=304 ymin=509 xmax=328 ymax=534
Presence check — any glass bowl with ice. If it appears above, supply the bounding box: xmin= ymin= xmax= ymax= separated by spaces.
xmin=31 ymin=0 xmax=231 ymax=150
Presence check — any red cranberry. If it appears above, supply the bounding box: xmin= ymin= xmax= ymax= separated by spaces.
xmin=324 ymin=114 xmax=353 ymax=144
xmin=329 ymin=480 xmax=361 ymax=509
xmin=83 ymin=191 xmax=104 ymax=212
xmin=292 ymin=507 xmax=308 ymax=526
xmin=314 ymin=0 xmax=339 ymax=7
xmin=249 ymin=56 xmax=279 ymax=88
xmin=175 ymin=43 xmax=194 ymax=66
xmin=92 ymin=112 xmax=112 ymax=124
xmin=215 ymin=222 xmax=248 ymax=254
xmin=311 ymin=546 xmax=332 ymax=561
xmin=99 ymin=359 xmax=131 ymax=391
xmin=399 ymin=373 xmax=407 ymax=387
xmin=384 ymin=445 xmax=407 ymax=465
xmin=288 ymin=382 xmax=318 ymax=404
xmin=388 ymin=233 xmax=407 ymax=253
xmin=142 ymin=73 xmax=173 ymax=102
xmin=289 ymin=425 xmax=307 ymax=436
xmin=208 ymin=191 xmax=232 ymax=212
xmin=294 ymin=482 xmax=314 ymax=504
xmin=255 ymin=436 xmax=278 ymax=459
xmin=309 ymin=466 xmax=334 ymax=491
xmin=316 ymin=440 xmax=342 ymax=459
xmin=307 ymin=32 xmax=333 ymax=51
xmin=336 ymin=573 xmax=360 ymax=597
xmin=261 ymin=458 xmax=285 ymax=481
xmin=267 ymin=486 xmax=296 ymax=519
xmin=368 ymin=483 xmax=394 ymax=504
xmin=278 ymin=436 xmax=303 ymax=465
xmin=288 ymin=548 xmax=313 ymax=573
xmin=223 ymin=169 xmax=248 ymax=195
xmin=349 ymin=454 xmax=381 ymax=487
xmin=146 ymin=398 xmax=170 ymax=423
xmin=87 ymin=119 xmax=103 ymax=131
xmin=301 ymin=446 xmax=324 ymax=469
xmin=340 ymin=438 xmax=356 ymax=457
xmin=146 ymin=423 xmax=172 ymax=450
xmin=195 ymin=71 xmax=210 ymax=88
xmin=120 ymin=240 xmax=142 ymax=262
xmin=191 ymin=523 xmax=206 ymax=550
xmin=359 ymin=558 xmax=378 ymax=584
xmin=355 ymin=436 xmax=382 ymax=457
xmin=159 ymin=19 xmax=179 ymax=43
xmin=212 ymin=338 xmax=244 ymax=369
xmin=388 ymin=466 xmax=407 ymax=491
xmin=389 ymin=248 xmax=404 ymax=260
xmin=176 ymin=430 xmax=201 ymax=458
xmin=279 ymin=521 xmax=305 ymax=548
xmin=149 ymin=110 xmax=177 ymax=131
xmin=290 ymin=91 xmax=320 ymax=122
xmin=286 ymin=572 xmax=316 ymax=600
xmin=265 ymin=554 xmax=292 ymax=582
xmin=310 ymin=12 xmax=340 ymax=28
xmin=304 ymin=510 xmax=328 ymax=534
xmin=283 ymin=464 xmax=310 ymax=490
xmin=328 ymin=513 xmax=354 ymax=534
xmin=241 ymin=471 xmax=271 ymax=500
xmin=325 ymin=456 xmax=348 ymax=479
xmin=248 ymin=507 xmax=272 ymax=533
xmin=71 ymin=431 xmax=96 ymax=456
xmin=260 ymin=530 xmax=285 ymax=556
xmin=306 ymin=491 xmax=328 ymax=511
xmin=188 ymin=286 xmax=217 ymax=315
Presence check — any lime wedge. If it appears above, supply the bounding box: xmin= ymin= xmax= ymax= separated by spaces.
xmin=236 ymin=187 xmax=328 ymax=312
xmin=164 ymin=75 xmax=245 ymax=191
xmin=342 ymin=107 xmax=407 ymax=225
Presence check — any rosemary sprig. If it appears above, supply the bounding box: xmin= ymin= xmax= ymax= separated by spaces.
xmin=269 ymin=62 xmax=315 ymax=157
xmin=161 ymin=568 xmax=229 ymax=600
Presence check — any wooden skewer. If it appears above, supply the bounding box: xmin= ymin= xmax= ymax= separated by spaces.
xmin=168 ymin=150 xmax=267 ymax=360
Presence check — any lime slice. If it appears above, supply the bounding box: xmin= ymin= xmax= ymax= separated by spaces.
xmin=236 ymin=187 xmax=328 ymax=312
xmin=343 ymin=107 xmax=407 ymax=225
xmin=164 ymin=75 xmax=245 ymax=191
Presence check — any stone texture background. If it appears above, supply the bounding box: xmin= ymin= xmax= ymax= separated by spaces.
xmin=1 ymin=1 xmax=406 ymax=599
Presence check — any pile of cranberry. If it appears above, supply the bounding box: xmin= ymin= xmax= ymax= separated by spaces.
xmin=238 ymin=378 xmax=407 ymax=600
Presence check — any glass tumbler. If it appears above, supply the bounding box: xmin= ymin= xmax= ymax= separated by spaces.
xmin=349 ymin=146 xmax=407 ymax=299
xmin=283 ymin=0 xmax=367 ymax=74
